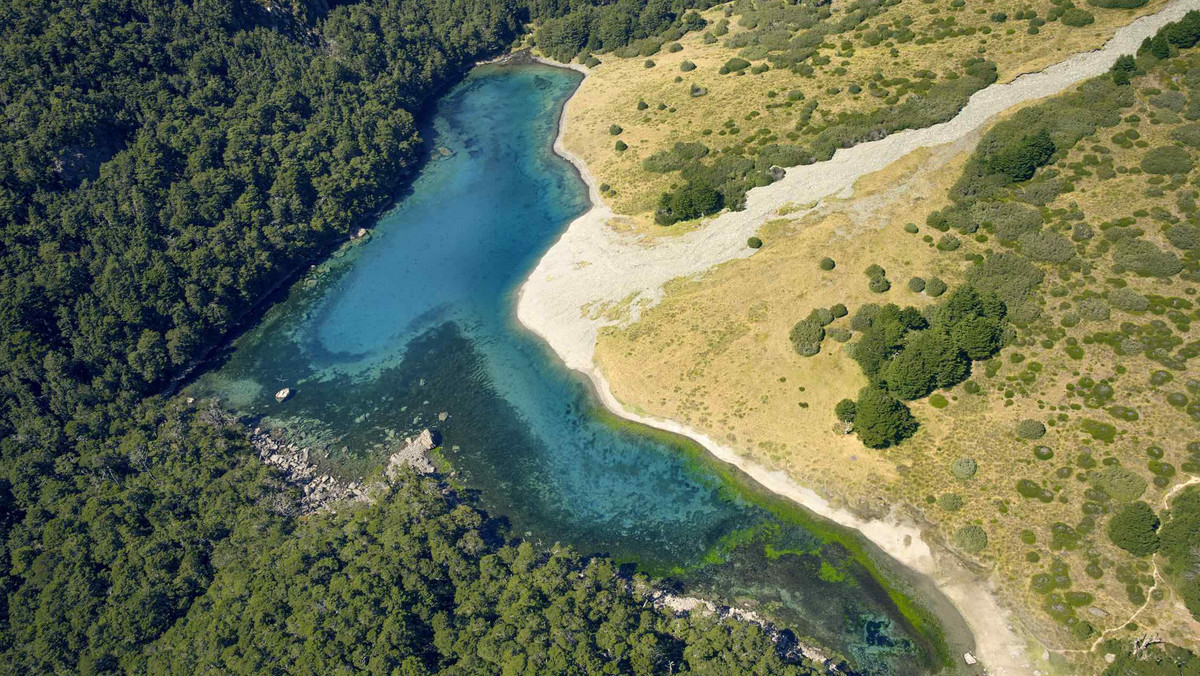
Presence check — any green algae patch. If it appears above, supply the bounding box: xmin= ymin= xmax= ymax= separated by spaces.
xmin=591 ymin=405 xmax=958 ymax=670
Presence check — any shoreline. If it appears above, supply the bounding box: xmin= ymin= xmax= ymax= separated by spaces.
xmin=515 ymin=4 xmax=1200 ymax=671
xmin=513 ymin=54 xmax=1025 ymax=674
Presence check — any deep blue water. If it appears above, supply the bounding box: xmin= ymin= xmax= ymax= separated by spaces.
xmin=192 ymin=64 xmax=962 ymax=673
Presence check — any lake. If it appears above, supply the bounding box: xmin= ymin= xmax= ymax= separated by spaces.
xmin=190 ymin=63 xmax=967 ymax=674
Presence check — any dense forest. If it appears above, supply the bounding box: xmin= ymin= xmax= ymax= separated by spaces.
xmin=0 ymin=0 xmax=829 ymax=672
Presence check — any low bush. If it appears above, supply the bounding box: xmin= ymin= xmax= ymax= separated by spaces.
xmin=609 ymin=124 xmax=623 ymax=136
xmin=1017 ymin=419 xmax=1047 ymax=439
xmin=1171 ymin=123 xmax=1200 ymax=148
xmin=939 ymin=493 xmax=964 ymax=511
xmin=830 ymin=303 xmax=848 ymax=318
xmin=952 ymin=457 xmax=978 ymax=480
xmin=827 ymin=327 xmax=852 ymax=342
xmin=1081 ymin=418 xmax=1117 ymax=443
xmin=1092 ymin=465 xmax=1147 ymax=502
xmin=680 ymin=60 xmax=696 ymax=72
xmin=1019 ymin=230 xmax=1075 ymax=263
xmin=868 ymin=276 xmax=892 ymax=293
xmin=747 ymin=236 xmax=763 ymax=249
xmin=614 ymin=140 xmax=628 ymax=152
xmin=1088 ymin=0 xmax=1148 ymax=9
xmin=925 ymin=278 xmax=947 ymax=297
xmin=955 ymin=525 xmax=989 ymax=554
xmin=937 ymin=234 xmax=961 ymax=251
xmin=1108 ymin=287 xmax=1149 ymax=312
xmin=835 ymin=398 xmax=857 ymax=422
xmin=908 ymin=277 xmax=926 ymax=293
xmin=789 ymin=317 xmax=825 ymax=357
xmin=1113 ymin=239 xmax=1183 ymax=277
xmin=819 ymin=257 xmax=836 ymax=271
xmin=720 ymin=57 xmax=751 ymax=74
xmin=1140 ymin=146 xmax=1194 ymax=175
xmin=1107 ymin=501 xmax=1160 ymax=556
xmin=1061 ymin=8 xmax=1094 ymax=27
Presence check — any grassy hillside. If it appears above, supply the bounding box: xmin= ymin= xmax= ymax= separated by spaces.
xmin=561 ymin=0 xmax=1174 ymax=230
xmin=597 ymin=11 xmax=1200 ymax=670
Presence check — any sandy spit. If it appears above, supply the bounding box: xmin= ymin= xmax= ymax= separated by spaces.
xmin=517 ymin=3 xmax=1200 ymax=673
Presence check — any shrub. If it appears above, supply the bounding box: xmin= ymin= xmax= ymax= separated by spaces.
xmin=952 ymin=457 xmax=978 ymax=480
xmin=644 ymin=60 xmax=655 ymax=68
xmin=835 ymin=398 xmax=857 ymax=422
xmin=655 ymin=182 xmax=722 ymax=224
xmin=1017 ymin=419 xmax=1047 ymax=439
xmin=1061 ymin=8 xmax=1094 ymax=26
xmin=864 ymin=264 xmax=885 ymax=278
xmin=609 ymin=124 xmax=623 ymax=136
xmin=720 ymin=57 xmax=751 ymax=74
xmin=584 ymin=56 xmax=601 ymax=68
xmin=615 ymin=140 xmax=628 ymax=152
xmin=925 ymin=278 xmax=948 ymax=297
xmin=819 ymin=257 xmax=836 ymax=271
xmin=1019 ymin=231 xmax=1075 ymax=263
xmin=986 ymin=128 xmax=1056 ymax=183
xmin=1108 ymin=287 xmax=1149 ymax=312
xmin=1092 ymin=465 xmax=1147 ymax=502
xmin=1170 ymin=123 xmax=1200 ymax=148
xmin=808 ymin=307 xmax=835 ymax=326
xmin=789 ymin=318 xmax=825 ymax=357
xmin=853 ymin=387 xmax=918 ymax=448
xmin=1081 ymin=418 xmax=1117 ymax=443
xmin=868 ymin=276 xmax=891 ymax=293
xmin=1158 ymin=486 xmax=1200 ymax=619
xmin=1107 ymin=501 xmax=1160 ymax=556
xmin=830 ymin=303 xmax=848 ymax=318
xmin=908 ymin=277 xmax=926 ymax=293
xmin=747 ymin=236 xmax=763 ymax=249
xmin=904 ymin=223 xmax=919 ymax=234
xmin=849 ymin=304 xmax=881 ymax=332
xmin=666 ymin=42 xmax=683 ymax=53
xmin=637 ymin=100 xmax=649 ymax=111
xmin=1088 ymin=0 xmax=1148 ymax=8
xmin=1167 ymin=223 xmax=1200 ymax=251
xmin=939 ymin=493 xmax=964 ymax=511
xmin=976 ymin=202 xmax=1043 ymax=241
xmin=1141 ymin=146 xmax=1194 ymax=175
xmin=929 ymin=393 xmax=948 ymax=408
xmin=955 ymin=525 xmax=989 ymax=554
xmin=828 ymin=327 xmax=852 ymax=342
xmin=937 ymin=234 xmax=961 ymax=251
xmin=1113 ymin=239 xmax=1182 ymax=277
xmin=680 ymin=60 xmax=696 ymax=72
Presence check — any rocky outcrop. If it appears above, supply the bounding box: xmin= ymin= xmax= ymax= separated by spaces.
xmin=648 ymin=590 xmax=844 ymax=672
xmin=250 ymin=426 xmax=437 ymax=514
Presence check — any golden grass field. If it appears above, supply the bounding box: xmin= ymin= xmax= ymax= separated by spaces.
xmin=594 ymin=56 xmax=1200 ymax=664
xmin=559 ymin=0 xmax=1174 ymax=233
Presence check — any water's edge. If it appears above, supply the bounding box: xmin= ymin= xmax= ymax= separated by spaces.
xmin=517 ymin=5 xmax=1200 ymax=673
xmin=509 ymin=57 xmax=984 ymax=671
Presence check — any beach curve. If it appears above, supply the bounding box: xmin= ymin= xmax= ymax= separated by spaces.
xmin=517 ymin=3 xmax=1200 ymax=672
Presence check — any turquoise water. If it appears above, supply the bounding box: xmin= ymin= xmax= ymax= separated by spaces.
xmin=192 ymin=64 xmax=962 ymax=673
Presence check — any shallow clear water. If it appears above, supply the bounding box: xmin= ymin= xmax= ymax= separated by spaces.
xmin=192 ymin=64 xmax=956 ymax=673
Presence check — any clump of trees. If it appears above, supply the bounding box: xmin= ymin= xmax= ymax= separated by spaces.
xmin=839 ymin=286 xmax=1007 ymax=447
xmin=1159 ymin=486 xmax=1200 ymax=619
xmin=1107 ymin=501 xmax=1160 ymax=556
